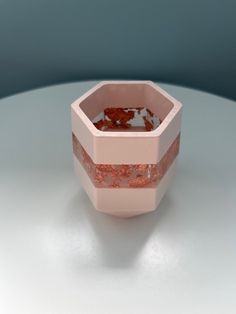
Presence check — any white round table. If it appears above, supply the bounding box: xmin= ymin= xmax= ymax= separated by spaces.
xmin=0 ymin=81 xmax=236 ymax=314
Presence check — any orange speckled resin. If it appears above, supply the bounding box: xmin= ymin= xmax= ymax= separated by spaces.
xmin=71 ymin=81 xmax=182 ymax=217
xmin=72 ymin=133 xmax=180 ymax=188
xmin=93 ymin=107 xmax=160 ymax=132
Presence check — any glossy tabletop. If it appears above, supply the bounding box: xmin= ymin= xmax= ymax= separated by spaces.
xmin=0 ymin=81 xmax=236 ymax=314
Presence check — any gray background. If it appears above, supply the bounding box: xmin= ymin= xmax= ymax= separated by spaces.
xmin=0 ymin=0 xmax=235 ymax=100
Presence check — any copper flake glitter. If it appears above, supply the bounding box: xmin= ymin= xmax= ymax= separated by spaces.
xmin=72 ymin=133 xmax=180 ymax=188
xmin=93 ymin=107 xmax=160 ymax=132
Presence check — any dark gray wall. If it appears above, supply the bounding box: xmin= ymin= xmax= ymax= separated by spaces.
xmin=0 ymin=0 xmax=235 ymax=100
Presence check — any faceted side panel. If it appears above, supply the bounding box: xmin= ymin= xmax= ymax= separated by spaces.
xmin=74 ymin=154 xmax=178 ymax=217
xmin=72 ymin=133 xmax=180 ymax=188
xmin=93 ymin=107 xmax=161 ymax=132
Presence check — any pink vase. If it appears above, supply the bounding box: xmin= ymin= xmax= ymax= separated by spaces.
xmin=71 ymin=81 xmax=182 ymax=217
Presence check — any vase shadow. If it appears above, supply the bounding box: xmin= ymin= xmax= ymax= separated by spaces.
xmin=66 ymin=188 xmax=173 ymax=269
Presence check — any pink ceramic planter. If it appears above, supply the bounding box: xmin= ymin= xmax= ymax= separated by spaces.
xmin=71 ymin=81 xmax=182 ymax=218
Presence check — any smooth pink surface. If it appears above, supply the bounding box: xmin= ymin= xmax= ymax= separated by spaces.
xmin=71 ymin=81 xmax=182 ymax=217
xmin=71 ymin=81 xmax=182 ymax=164
xmin=79 ymin=83 xmax=174 ymax=122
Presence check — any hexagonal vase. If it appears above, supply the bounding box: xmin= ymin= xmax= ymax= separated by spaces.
xmin=71 ymin=81 xmax=182 ymax=218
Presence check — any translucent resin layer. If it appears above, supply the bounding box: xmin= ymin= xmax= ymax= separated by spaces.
xmin=72 ymin=133 xmax=180 ymax=188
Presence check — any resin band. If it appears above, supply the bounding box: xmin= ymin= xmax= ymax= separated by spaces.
xmin=72 ymin=133 xmax=180 ymax=188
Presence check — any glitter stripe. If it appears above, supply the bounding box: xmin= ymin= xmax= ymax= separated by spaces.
xmin=72 ymin=133 xmax=180 ymax=188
